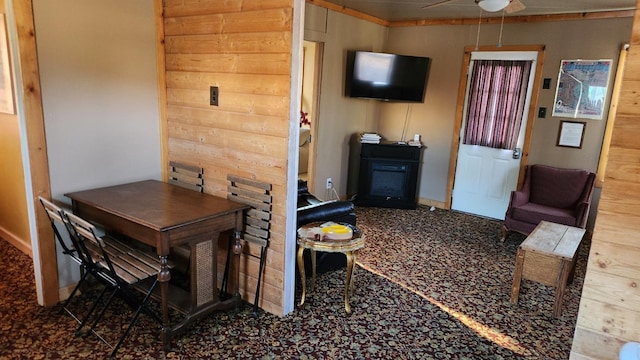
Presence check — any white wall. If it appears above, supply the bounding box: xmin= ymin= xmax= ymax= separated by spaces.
xmin=33 ymin=0 xmax=161 ymax=288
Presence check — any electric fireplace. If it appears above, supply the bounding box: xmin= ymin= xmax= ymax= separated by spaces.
xmin=355 ymin=143 xmax=423 ymax=209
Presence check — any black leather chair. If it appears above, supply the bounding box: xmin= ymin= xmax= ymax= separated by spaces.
xmin=297 ymin=180 xmax=356 ymax=275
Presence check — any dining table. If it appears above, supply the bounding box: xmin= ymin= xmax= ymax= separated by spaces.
xmin=65 ymin=179 xmax=249 ymax=350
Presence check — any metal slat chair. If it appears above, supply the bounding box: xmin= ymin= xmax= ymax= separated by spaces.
xmin=221 ymin=174 xmax=272 ymax=316
xmin=39 ymin=197 xmax=115 ymax=334
xmin=168 ymin=160 xmax=203 ymax=192
xmin=65 ymin=212 xmax=162 ymax=360
xmin=167 ymin=161 xmax=204 ymax=282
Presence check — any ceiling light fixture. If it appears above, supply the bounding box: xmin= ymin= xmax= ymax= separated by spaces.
xmin=477 ymin=0 xmax=510 ymax=12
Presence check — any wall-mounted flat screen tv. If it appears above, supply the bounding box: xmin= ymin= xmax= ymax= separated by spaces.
xmin=345 ymin=51 xmax=431 ymax=102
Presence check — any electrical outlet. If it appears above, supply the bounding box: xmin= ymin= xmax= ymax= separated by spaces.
xmin=210 ymin=86 xmax=219 ymax=106
xmin=326 ymin=178 xmax=332 ymax=190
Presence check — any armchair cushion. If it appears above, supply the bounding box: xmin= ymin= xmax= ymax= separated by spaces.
xmin=528 ymin=164 xmax=593 ymax=209
xmin=502 ymin=164 xmax=595 ymax=241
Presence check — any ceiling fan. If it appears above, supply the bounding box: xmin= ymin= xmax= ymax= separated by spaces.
xmin=422 ymin=0 xmax=526 ymax=13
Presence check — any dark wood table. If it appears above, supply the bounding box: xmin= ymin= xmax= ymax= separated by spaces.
xmin=65 ymin=180 xmax=249 ymax=350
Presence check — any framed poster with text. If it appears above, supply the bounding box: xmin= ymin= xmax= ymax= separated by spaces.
xmin=552 ymin=59 xmax=612 ymax=120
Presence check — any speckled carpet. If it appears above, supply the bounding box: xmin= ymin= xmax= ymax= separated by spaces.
xmin=0 ymin=206 xmax=588 ymax=359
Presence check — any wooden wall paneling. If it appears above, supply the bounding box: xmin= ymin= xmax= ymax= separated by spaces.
xmin=162 ymin=0 xmax=294 ymax=316
xmin=164 ymin=9 xmax=293 ymax=35
xmin=572 ymin=3 xmax=640 ymax=357
xmin=166 ymin=124 xmax=288 ymax=159
xmin=165 ymin=33 xmax=292 ymax=54
xmin=165 ymin=53 xmax=291 ymax=74
xmin=572 ymin=327 xmax=629 ymax=360
xmin=609 ymin=114 xmax=640 ymax=148
xmin=166 ymin=89 xmax=289 ymax=115
xmin=623 ymin=46 xmax=640 ymax=79
xmin=164 ymin=0 xmax=292 ymax=18
xmin=166 ymin=72 xmax=291 ymax=97
xmin=603 ymin=147 xmax=640 ymax=183
xmin=598 ymin=178 xmax=640 ymax=215
xmin=577 ymin=297 xmax=640 ymax=339
xmin=587 ymin=211 xmax=640 ymax=246
xmin=587 ymin=241 xmax=640 ymax=281
xmin=215 ymin=238 xmax=285 ymax=313
xmin=166 ymin=106 xmax=289 ymax=137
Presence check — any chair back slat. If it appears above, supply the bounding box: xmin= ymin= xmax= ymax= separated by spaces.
xmin=65 ymin=212 xmax=148 ymax=284
xmin=227 ymin=191 xmax=271 ymax=212
xmin=226 ymin=174 xmax=272 ymax=247
xmin=39 ymin=197 xmax=81 ymax=260
xmin=169 ymin=161 xmax=203 ymax=192
xmin=243 ymin=233 xmax=268 ymax=247
xmin=247 ymin=208 xmax=271 ymax=222
xmin=223 ymin=174 xmax=273 ymax=315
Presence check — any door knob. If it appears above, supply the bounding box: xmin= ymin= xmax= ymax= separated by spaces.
xmin=513 ymin=148 xmax=521 ymax=159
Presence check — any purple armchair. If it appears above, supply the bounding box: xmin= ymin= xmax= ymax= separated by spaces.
xmin=501 ymin=164 xmax=596 ymax=241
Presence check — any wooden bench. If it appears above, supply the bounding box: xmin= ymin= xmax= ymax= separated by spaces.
xmin=511 ymin=220 xmax=585 ymax=317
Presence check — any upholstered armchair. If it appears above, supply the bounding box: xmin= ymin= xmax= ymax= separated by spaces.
xmin=501 ymin=164 xmax=596 ymax=241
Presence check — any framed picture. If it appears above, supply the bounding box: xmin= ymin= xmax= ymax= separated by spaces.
xmin=557 ymin=120 xmax=586 ymax=149
xmin=552 ymin=59 xmax=612 ymax=120
xmin=0 ymin=14 xmax=14 ymax=115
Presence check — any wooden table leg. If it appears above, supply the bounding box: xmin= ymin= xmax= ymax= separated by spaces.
xmin=511 ymin=248 xmax=525 ymax=304
xmin=553 ymin=260 xmax=572 ymax=317
xmin=158 ymin=255 xmax=172 ymax=351
xmin=310 ymin=249 xmax=316 ymax=291
xmin=232 ymin=230 xmax=243 ymax=303
xmin=345 ymin=251 xmax=355 ymax=314
xmin=297 ymin=246 xmax=306 ymax=306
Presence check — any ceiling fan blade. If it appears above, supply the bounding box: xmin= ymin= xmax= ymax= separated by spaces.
xmin=505 ymin=0 xmax=526 ymax=13
xmin=422 ymin=0 xmax=454 ymax=9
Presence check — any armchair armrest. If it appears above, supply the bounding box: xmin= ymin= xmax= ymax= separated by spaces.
xmin=574 ymin=201 xmax=591 ymax=228
xmin=510 ymin=189 xmax=530 ymax=207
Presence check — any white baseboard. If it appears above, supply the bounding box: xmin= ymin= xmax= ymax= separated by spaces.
xmin=58 ymin=283 xmax=77 ymax=302
xmin=0 ymin=226 xmax=32 ymax=257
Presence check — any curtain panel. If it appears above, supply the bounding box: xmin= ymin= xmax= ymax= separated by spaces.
xmin=463 ymin=60 xmax=532 ymax=149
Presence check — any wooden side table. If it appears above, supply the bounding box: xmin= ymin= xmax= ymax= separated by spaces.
xmin=297 ymin=222 xmax=365 ymax=314
xmin=511 ymin=221 xmax=585 ymax=317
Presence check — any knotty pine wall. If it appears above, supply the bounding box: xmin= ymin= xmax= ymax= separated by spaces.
xmin=161 ymin=0 xmax=296 ymax=316
xmin=570 ymin=4 xmax=640 ymax=359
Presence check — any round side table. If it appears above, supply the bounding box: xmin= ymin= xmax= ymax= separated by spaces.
xmin=296 ymin=222 xmax=365 ymax=314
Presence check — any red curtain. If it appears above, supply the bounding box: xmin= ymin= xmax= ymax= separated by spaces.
xmin=463 ymin=60 xmax=533 ymax=149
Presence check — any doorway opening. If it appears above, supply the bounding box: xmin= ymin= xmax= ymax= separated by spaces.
xmin=299 ymin=40 xmax=323 ymax=193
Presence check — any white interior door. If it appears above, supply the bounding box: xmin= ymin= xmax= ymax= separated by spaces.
xmin=451 ymin=51 xmax=538 ymax=220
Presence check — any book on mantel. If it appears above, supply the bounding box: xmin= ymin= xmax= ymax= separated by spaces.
xmin=360 ymin=132 xmax=381 ymax=144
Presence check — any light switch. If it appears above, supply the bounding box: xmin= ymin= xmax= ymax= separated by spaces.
xmin=538 ymin=107 xmax=547 ymax=118
xmin=210 ymin=86 xmax=219 ymax=106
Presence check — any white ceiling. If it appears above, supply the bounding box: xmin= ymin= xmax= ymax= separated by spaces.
xmin=319 ymin=0 xmax=636 ymax=22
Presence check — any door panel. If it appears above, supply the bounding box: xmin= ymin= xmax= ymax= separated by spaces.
xmin=451 ymin=51 xmax=537 ymax=220
xmin=452 ymin=145 xmax=518 ymax=219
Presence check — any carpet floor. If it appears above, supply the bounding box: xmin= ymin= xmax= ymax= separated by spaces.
xmin=0 ymin=206 xmax=588 ymax=359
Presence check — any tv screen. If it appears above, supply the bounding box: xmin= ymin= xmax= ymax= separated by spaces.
xmin=346 ymin=51 xmax=430 ymax=102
